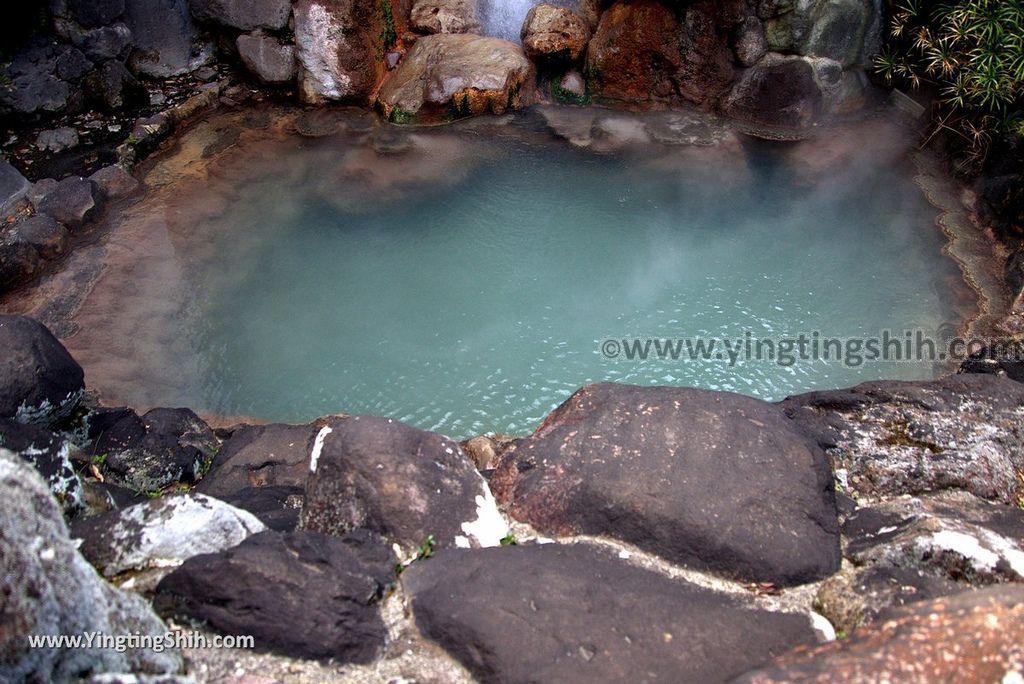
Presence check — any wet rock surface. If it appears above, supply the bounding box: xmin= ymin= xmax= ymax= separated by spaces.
xmin=155 ymin=529 xmax=395 ymax=660
xmin=490 ymin=383 xmax=841 ymax=586
xmin=404 ymin=543 xmax=819 ymax=684
xmin=73 ymin=492 xmax=265 ymax=577
xmin=0 ymin=315 xmax=84 ymax=425
xmin=36 ymin=176 xmax=103 ymax=229
xmin=0 ymin=449 xmax=182 ymax=683
xmin=299 ymin=415 xmax=509 ymax=554
xmin=782 ymin=374 xmax=1024 ymax=505
xmin=736 ymin=585 xmax=1024 ymax=683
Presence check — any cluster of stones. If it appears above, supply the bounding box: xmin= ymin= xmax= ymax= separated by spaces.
xmin=3 ymin=312 xmax=1024 ymax=682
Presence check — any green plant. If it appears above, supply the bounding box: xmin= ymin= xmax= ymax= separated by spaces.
xmin=875 ymin=0 xmax=1024 ymax=162
xmin=380 ymin=0 xmax=398 ymax=51
xmin=125 ymin=133 xmax=141 ymax=146
xmin=500 ymin=534 xmax=518 ymax=546
xmin=91 ymin=453 xmax=108 ymax=466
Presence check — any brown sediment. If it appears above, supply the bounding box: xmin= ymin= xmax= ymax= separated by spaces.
xmin=911 ymin=148 xmax=1011 ymax=338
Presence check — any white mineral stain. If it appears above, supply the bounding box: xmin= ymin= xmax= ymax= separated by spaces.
xmin=309 ymin=426 xmax=332 ymax=473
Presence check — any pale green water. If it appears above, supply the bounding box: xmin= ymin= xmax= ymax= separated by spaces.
xmin=182 ymin=112 xmax=959 ymax=438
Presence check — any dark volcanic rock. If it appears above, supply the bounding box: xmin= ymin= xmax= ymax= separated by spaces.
xmin=781 ymin=374 xmax=1024 ymax=505
xmin=0 ymin=315 xmax=84 ymax=425
xmin=12 ymin=215 xmax=69 ymax=260
xmin=37 ymin=176 xmax=102 ymax=229
xmin=0 ymin=159 xmax=31 ymax=219
xmin=124 ymin=0 xmax=212 ymax=77
xmin=221 ymin=485 xmax=304 ymax=531
xmin=299 ymin=416 xmax=508 ymax=553
xmin=0 ymin=450 xmax=182 ymax=683
xmin=155 ymin=529 xmax=394 ymax=660
xmin=236 ymin=31 xmax=296 ymax=85
xmin=89 ymin=164 xmax=141 ymax=199
xmin=724 ymin=53 xmax=834 ymax=129
xmin=0 ymin=238 xmax=42 ymax=291
xmin=0 ymin=44 xmax=74 ymax=117
xmin=67 ymin=0 xmax=127 ymax=28
xmin=71 ymin=23 xmax=134 ymax=63
xmin=85 ymin=59 xmax=148 ymax=111
xmin=404 ymin=543 xmax=818 ymax=684
xmin=95 ymin=407 xmax=218 ymax=493
xmin=196 ymin=422 xmax=319 ymax=498
xmin=490 ymin=383 xmax=840 ymax=586
xmin=0 ymin=418 xmax=84 ymax=514
xmin=734 ymin=585 xmax=1024 ymax=683
xmin=190 ymin=0 xmax=292 ymax=31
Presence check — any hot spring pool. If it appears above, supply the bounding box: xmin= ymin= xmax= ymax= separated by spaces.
xmin=52 ymin=106 xmax=971 ymax=438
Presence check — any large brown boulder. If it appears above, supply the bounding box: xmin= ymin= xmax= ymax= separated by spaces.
xmin=490 ymin=383 xmax=841 ymax=586
xmin=409 ymin=0 xmax=479 ymax=34
xmin=584 ymin=0 xmax=734 ymax=107
xmin=376 ymin=34 xmax=534 ymax=124
xmin=521 ymin=4 xmax=591 ymax=62
xmin=293 ymin=0 xmax=388 ymax=104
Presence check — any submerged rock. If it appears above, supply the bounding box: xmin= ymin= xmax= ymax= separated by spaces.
xmin=73 ymin=493 xmax=265 ymax=577
xmin=736 ymin=585 xmax=1024 ymax=682
xmin=782 ymin=374 xmax=1024 ymax=505
xmin=490 ymin=383 xmax=841 ymax=586
xmin=410 ymin=0 xmax=479 ymax=34
xmin=155 ymin=529 xmax=394 ymax=660
xmin=13 ymin=214 xmax=70 ymax=260
xmin=0 ymin=450 xmax=182 ymax=683
xmin=376 ymin=34 xmax=534 ymax=123
xmin=521 ymin=4 xmax=591 ymax=62
xmin=94 ymin=407 xmax=219 ymax=493
xmin=0 ymin=315 xmax=84 ymax=426
xmin=299 ymin=415 xmax=509 ymax=555
xmin=404 ymin=543 xmax=819 ymax=683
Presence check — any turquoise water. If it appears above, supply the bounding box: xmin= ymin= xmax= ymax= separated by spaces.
xmin=182 ymin=114 xmax=958 ymax=438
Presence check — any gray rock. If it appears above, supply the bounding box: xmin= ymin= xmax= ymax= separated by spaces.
xmin=299 ymin=416 xmax=509 ymax=555
xmin=190 ymin=0 xmax=292 ymax=31
xmin=73 ymin=493 xmax=266 ymax=576
xmin=220 ymin=485 xmax=304 ymax=531
xmin=85 ymin=59 xmax=148 ymax=110
xmin=491 ymin=383 xmax=841 ymax=586
xmin=123 ymin=0 xmax=213 ymax=77
xmin=0 ymin=45 xmax=73 ymax=116
xmin=37 ymin=176 xmax=102 ymax=228
xmin=0 ymin=315 xmax=84 ymax=425
xmin=67 ymin=22 xmax=135 ymax=62
xmin=67 ymin=0 xmax=127 ymax=27
xmin=724 ymin=53 xmax=830 ymax=128
xmin=27 ymin=178 xmax=60 ymax=210
xmin=404 ymin=543 xmax=820 ymax=683
xmin=155 ymin=529 xmax=395 ymax=660
xmin=55 ymin=47 xmax=94 ymax=81
xmin=782 ymin=374 xmax=1024 ymax=505
xmin=94 ymin=408 xmax=219 ymax=493
xmin=804 ymin=0 xmax=873 ymax=67
xmin=410 ymin=0 xmax=479 ymax=34
xmin=13 ymin=214 xmax=69 ymax=260
xmin=734 ymin=15 xmax=768 ymax=67
xmin=0 ymin=418 xmax=84 ymax=514
xmin=89 ymin=164 xmax=141 ymax=199
xmin=196 ymin=422 xmax=319 ymax=498
xmin=36 ymin=127 xmax=80 ymax=153
xmin=236 ymin=32 xmax=296 ymax=85
xmin=0 ymin=450 xmax=183 ymax=683
xmin=0 ymin=159 xmax=31 ymax=219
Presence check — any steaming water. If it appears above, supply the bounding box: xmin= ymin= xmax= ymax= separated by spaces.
xmin=146 ymin=114 xmax=957 ymax=439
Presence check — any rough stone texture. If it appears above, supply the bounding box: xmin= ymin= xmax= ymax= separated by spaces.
xmin=66 ymin=23 xmax=134 ymax=63
xmin=196 ymin=422 xmax=318 ymax=498
xmin=781 ymin=374 xmax=1024 ymax=505
xmin=0 ymin=236 xmax=41 ymax=291
xmin=723 ymin=53 xmax=840 ymax=128
xmin=89 ymin=164 xmax=141 ymax=199
xmin=37 ymin=176 xmax=102 ymax=229
xmin=220 ymin=484 xmax=304 ymax=531
xmin=236 ymin=32 xmax=296 ymax=85
xmin=299 ymin=416 xmax=509 ymax=554
xmin=0 ymin=43 xmax=74 ymax=117
xmin=85 ymin=59 xmax=149 ymax=111
xmin=293 ymin=0 xmax=387 ymax=104
xmin=557 ymin=69 xmax=587 ymax=99
xmin=189 ymin=0 xmax=292 ymax=31
xmin=584 ymin=0 xmax=734 ymax=107
xmin=36 ymin=127 xmax=80 ymax=153
xmin=733 ymin=15 xmax=768 ymax=67
xmin=405 ymin=543 xmax=819 ymax=683
xmin=155 ymin=529 xmax=394 ymax=660
xmin=376 ymin=34 xmax=534 ymax=123
xmin=0 ymin=159 xmax=31 ymax=220
xmin=410 ymin=0 xmax=479 ymax=34
xmin=735 ymin=585 xmax=1024 ymax=683
xmin=0 ymin=450 xmax=183 ymax=683
xmin=0 ymin=418 xmax=84 ymax=514
xmin=0 ymin=315 xmax=84 ymax=425
xmin=491 ymin=383 xmax=841 ymax=586
xmin=94 ymin=408 xmax=219 ymax=493
xmin=73 ymin=493 xmax=266 ymax=577
xmin=13 ymin=215 xmax=69 ymax=260
xmin=521 ymin=4 xmax=591 ymax=62
xmin=67 ymin=0 xmax=128 ymax=27
xmin=803 ymin=0 xmax=875 ymax=67
xmin=124 ymin=0 xmax=213 ymax=77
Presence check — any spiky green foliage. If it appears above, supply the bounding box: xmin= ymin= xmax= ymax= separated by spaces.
xmin=875 ymin=0 xmax=1024 ymax=160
